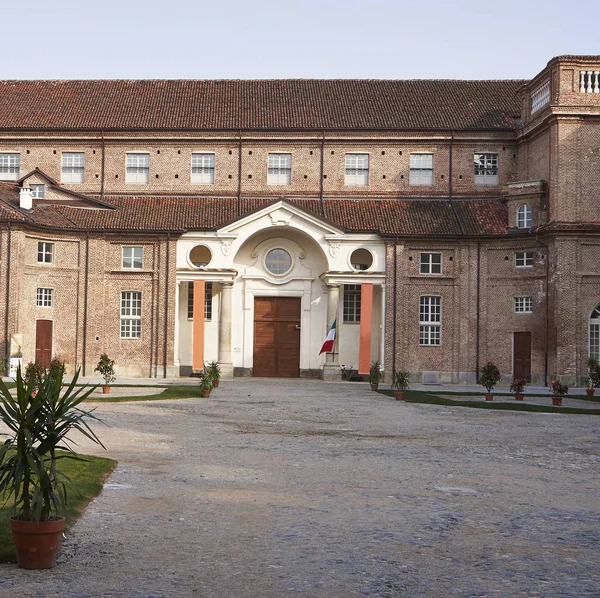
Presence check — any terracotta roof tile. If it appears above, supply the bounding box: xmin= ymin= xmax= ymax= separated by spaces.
xmin=0 ymin=79 xmax=524 ymax=131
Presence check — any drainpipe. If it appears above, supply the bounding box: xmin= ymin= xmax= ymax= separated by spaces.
xmin=475 ymin=239 xmax=481 ymax=380
xmin=320 ymin=130 xmax=326 ymax=218
xmin=392 ymin=239 xmax=398 ymax=376
xmin=4 ymin=223 xmax=11 ymax=360
xmin=100 ymin=130 xmax=106 ymax=201
xmin=237 ymin=130 xmax=242 ymax=217
xmin=536 ymin=233 xmax=550 ymax=386
xmin=82 ymin=233 xmax=89 ymax=376
xmin=163 ymin=234 xmax=170 ymax=378
xmin=448 ymin=130 xmax=454 ymax=199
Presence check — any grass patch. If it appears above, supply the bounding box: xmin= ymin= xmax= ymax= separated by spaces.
xmin=86 ymin=385 xmax=202 ymax=402
xmin=0 ymin=453 xmax=117 ymax=563
xmin=379 ymin=390 xmax=600 ymax=415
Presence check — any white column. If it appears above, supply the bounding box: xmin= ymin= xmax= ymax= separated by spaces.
xmin=322 ymin=284 xmax=341 ymax=380
xmin=218 ymin=281 xmax=234 ymax=377
xmin=379 ymin=283 xmax=386 ymax=374
xmin=174 ymin=281 xmax=181 ymax=369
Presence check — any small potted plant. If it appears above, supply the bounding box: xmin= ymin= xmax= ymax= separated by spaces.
xmin=369 ymin=360 xmax=382 ymax=391
xmin=510 ymin=378 xmax=527 ymax=401
xmin=205 ymin=360 xmax=221 ymax=388
xmin=391 ymin=370 xmax=410 ymax=401
xmin=550 ymin=379 xmax=568 ymax=406
xmin=199 ymin=373 xmax=213 ymax=398
xmin=24 ymin=360 xmax=45 ymax=396
xmin=48 ymin=356 xmax=66 ymax=380
xmin=479 ymin=361 xmax=501 ymax=401
xmin=94 ymin=353 xmax=116 ymax=394
xmin=585 ymin=358 xmax=600 ymax=396
xmin=0 ymin=366 xmax=105 ymax=568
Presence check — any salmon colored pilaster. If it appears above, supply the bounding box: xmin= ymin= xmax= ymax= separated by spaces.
xmin=358 ymin=283 xmax=373 ymax=375
xmin=192 ymin=281 xmax=206 ymax=371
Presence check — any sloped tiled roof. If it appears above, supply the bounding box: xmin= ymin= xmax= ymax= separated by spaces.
xmin=0 ymin=182 xmax=28 ymax=222
xmin=0 ymin=79 xmax=524 ymax=131
xmin=0 ymin=195 xmax=508 ymax=237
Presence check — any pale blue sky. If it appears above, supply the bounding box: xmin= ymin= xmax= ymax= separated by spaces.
xmin=5 ymin=0 xmax=599 ymax=80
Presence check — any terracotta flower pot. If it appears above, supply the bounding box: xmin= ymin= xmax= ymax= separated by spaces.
xmin=212 ymin=379 xmax=220 ymax=388
xmin=201 ymin=389 xmax=211 ymax=398
xmin=552 ymin=396 xmax=562 ymax=406
xmin=10 ymin=517 xmax=65 ymax=569
xmin=586 ymin=388 xmax=595 ymax=396
xmin=102 ymin=386 xmax=110 ymax=394
xmin=370 ymin=383 xmax=379 ymax=391
xmin=394 ymin=391 xmax=404 ymax=401
xmin=485 ymin=393 xmax=493 ymax=401
xmin=515 ymin=393 xmax=524 ymax=401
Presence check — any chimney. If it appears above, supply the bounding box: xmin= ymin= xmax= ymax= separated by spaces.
xmin=19 ymin=186 xmax=33 ymax=210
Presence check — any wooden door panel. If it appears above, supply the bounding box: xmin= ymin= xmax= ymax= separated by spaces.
xmin=35 ymin=320 xmax=53 ymax=370
xmin=253 ymin=322 xmax=277 ymax=377
xmin=514 ymin=332 xmax=532 ymax=381
xmin=277 ymin=321 xmax=300 ymax=377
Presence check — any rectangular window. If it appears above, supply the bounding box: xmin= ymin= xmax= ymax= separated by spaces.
xmin=267 ymin=153 xmax=292 ymax=185
xmin=36 ymin=288 xmax=53 ymax=307
xmin=514 ymin=296 xmax=532 ymax=313
xmin=343 ymin=284 xmax=361 ymax=323
xmin=420 ymin=252 xmax=442 ymax=274
xmin=30 ymin=184 xmax=45 ymax=198
xmin=61 ymin=152 xmax=85 ymax=184
xmin=126 ymin=153 xmax=150 ymax=184
xmin=122 ymin=246 xmax=143 ymax=269
xmin=345 ymin=154 xmax=369 ymax=186
xmin=419 ymin=296 xmax=441 ymax=346
xmin=515 ymin=251 xmax=534 ymax=267
xmin=120 ymin=291 xmax=142 ymax=338
xmin=191 ymin=153 xmax=215 ymax=184
xmin=409 ymin=153 xmax=434 ymax=186
xmin=37 ymin=241 xmax=54 ymax=264
xmin=187 ymin=282 xmax=213 ymax=321
xmin=474 ymin=153 xmax=498 ymax=185
xmin=0 ymin=153 xmax=20 ymax=180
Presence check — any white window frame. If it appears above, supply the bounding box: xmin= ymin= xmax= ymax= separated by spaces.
xmin=36 ymin=287 xmax=53 ymax=307
xmin=187 ymin=282 xmax=213 ymax=321
xmin=420 ymin=252 xmax=442 ymax=274
xmin=514 ymin=296 xmax=532 ymax=313
xmin=191 ymin=153 xmax=215 ymax=184
xmin=122 ymin=246 xmax=143 ymax=270
xmin=61 ymin=152 xmax=85 ymax=184
xmin=590 ymin=304 xmax=600 ymax=361
xmin=37 ymin=241 xmax=54 ymax=264
xmin=0 ymin=153 xmax=20 ymax=180
xmin=409 ymin=153 xmax=434 ymax=186
xmin=474 ymin=153 xmax=498 ymax=185
xmin=126 ymin=153 xmax=150 ymax=184
xmin=345 ymin=153 xmax=369 ymax=186
xmin=517 ymin=204 xmax=533 ymax=229
xmin=419 ymin=296 xmax=441 ymax=346
xmin=30 ymin=184 xmax=45 ymax=198
xmin=267 ymin=153 xmax=292 ymax=186
xmin=515 ymin=251 xmax=534 ymax=268
xmin=120 ymin=291 xmax=142 ymax=338
xmin=343 ymin=284 xmax=362 ymax=323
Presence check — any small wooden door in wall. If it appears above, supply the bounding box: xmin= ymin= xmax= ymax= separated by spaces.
xmin=513 ymin=331 xmax=531 ymax=381
xmin=35 ymin=320 xmax=53 ymax=370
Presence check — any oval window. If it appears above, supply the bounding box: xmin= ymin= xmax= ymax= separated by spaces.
xmin=350 ymin=248 xmax=373 ymax=271
xmin=265 ymin=248 xmax=292 ymax=275
xmin=189 ymin=245 xmax=212 ymax=268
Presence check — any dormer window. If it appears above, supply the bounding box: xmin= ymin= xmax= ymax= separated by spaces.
xmin=30 ymin=184 xmax=45 ymax=199
xmin=517 ymin=204 xmax=533 ymax=229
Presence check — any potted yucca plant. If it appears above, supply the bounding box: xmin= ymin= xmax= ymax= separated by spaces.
xmin=479 ymin=361 xmax=501 ymax=401
xmin=205 ymin=360 xmax=221 ymax=388
xmin=0 ymin=366 xmax=105 ymax=568
xmin=198 ymin=373 xmax=213 ymax=398
xmin=369 ymin=360 xmax=382 ymax=391
xmin=391 ymin=370 xmax=410 ymax=401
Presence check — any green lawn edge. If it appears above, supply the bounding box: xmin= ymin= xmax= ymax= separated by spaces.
xmin=86 ymin=385 xmax=203 ymax=402
xmin=0 ymin=453 xmax=117 ymax=564
xmin=378 ymin=389 xmax=600 ymax=414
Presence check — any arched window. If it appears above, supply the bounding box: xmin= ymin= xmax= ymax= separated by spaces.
xmin=517 ymin=204 xmax=533 ymax=229
xmin=590 ymin=303 xmax=600 ymax=361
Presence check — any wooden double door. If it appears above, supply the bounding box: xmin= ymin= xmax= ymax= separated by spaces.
xmin=35 ymin=320 xmax=53 ymax=370
xmin=253 ymin=297 xmax=301 ymax=377
xmin=513 ymin=332 xmax=531 ymax=381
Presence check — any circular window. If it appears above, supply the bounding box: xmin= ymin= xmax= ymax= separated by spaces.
xmin=189 ymin=245 xmax=212 ymax=268
xmin=350 ymin=248 xmax=373 ymax=271
xmin=265 ymin=248 xmax=292 ymax=275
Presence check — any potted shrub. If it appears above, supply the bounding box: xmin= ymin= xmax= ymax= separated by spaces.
xmin=391 ymin=370 xmax=410 ymax=401
xmin=550 ymin=379 xmax=568 ymax=406
xmin=369 ymin=360 xmax=382 ymax=391
xmin=24 ymin=360 xmax=45 ymax=396
xmin=586 ymin=358 xmax=600 ymax=396
xmin=94 ymin=353 xmax=116 ymax=394
xmin=48 ymin=356 xmax=66 ymax=380
xmin=0 ymin=366 xmax=105 ymax=569
xmin=479 ymin=361 xmax=501 ymax=401
xmin=510 ymin=378 xmax=527 ymax=401
xmin=205 ymin=360 xmax=221 ymax=388
xmin=199 ymin=374 xmax=213 ymax=398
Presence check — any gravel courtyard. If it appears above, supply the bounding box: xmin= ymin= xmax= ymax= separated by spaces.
xmin=1 ymin=379 xmax=599 ymax=598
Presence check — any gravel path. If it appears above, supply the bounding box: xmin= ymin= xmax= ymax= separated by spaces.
xmin=1 ymin=379 xmax=599 ymax=598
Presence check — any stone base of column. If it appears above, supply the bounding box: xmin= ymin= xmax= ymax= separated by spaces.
xmin=321 ymin=364 xmax=342 ymax=381
xmin=218 ymin=361 xmax=234 ymax=379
